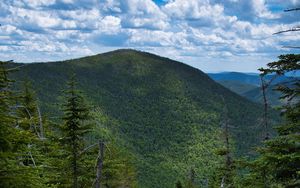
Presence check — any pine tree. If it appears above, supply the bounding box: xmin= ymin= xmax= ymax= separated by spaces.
xmin=16 ymin=80 xmax=39 ymax=132
xmin=0 ymin=61 xmax=45 ymax=187
xmin=59 ymin=74 xmax=91 ymax=188
xmin=257 ymin=54 xmax=300 ymax=187
xmin=243 ymin=54 xmax=300 ymax=187
xmin=0 ymin=60 xmax=18 ymax=187
xmin=16 ymin=80 xmax=61 ymax=187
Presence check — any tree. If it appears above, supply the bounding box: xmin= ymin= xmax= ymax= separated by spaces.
xmin=0 ymin=61 xmax=46 ymax=187
xmin=257 ymin=54 xmax=300 ymax=187
xmin=16 ymin=80 xmax=61 ymax=187
xmin=16 ymin=80 xmax=39 ymax=132
xmin=216 ymin=98 xmax=235 ymax=188
xmin=0 ymin=60 xmax=18 ymax=187
xmin=243 ymin=54 xmax=300 ymax=187
xmin=59 ymin=74 xmax=91 ymax=188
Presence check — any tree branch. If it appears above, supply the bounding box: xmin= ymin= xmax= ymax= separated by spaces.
xmin=282 ymin=46 xmax=300 ymax=49
xmin=284 ymin=7 xmax=300 ymax=12
xmin=273 ymin=27 xmax=300 ymax=35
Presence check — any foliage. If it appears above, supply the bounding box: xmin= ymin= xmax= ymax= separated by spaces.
xmin=9 ymin=49 xmax=280 ymax=187
xmin=242 ymin=54 xmax=300 ymax=187
xmin=58 ymin=74 xmax=91 ymax=187
xmin=0 ymin=61 xmax=47 ymax=187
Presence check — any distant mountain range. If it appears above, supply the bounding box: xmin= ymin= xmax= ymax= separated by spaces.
xmin=208 ymin=72 xmax=298 ymax=106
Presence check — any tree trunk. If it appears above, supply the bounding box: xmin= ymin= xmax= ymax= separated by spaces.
xmin=95 ymin=141 xmax=104 ymax=188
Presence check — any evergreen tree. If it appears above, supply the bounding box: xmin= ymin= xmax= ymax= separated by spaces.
xmin=16 ymin=80 xmax=39 ymax=132
xmin=16 ymin=80 xmax=61 ymax=187
xmin=244 ymin=54 xmax=300 ymax=187
xmin=0 ymin=60 xmax=18 ymax=187
xmin=0 ymin=61 xmax=45 ymax=187
xmin=257 ymin=54 xmax=300 ymax=187
xmin=59 ymin=74 xmax=91 ymax=188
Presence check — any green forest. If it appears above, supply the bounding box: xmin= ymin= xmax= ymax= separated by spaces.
xmin=1 ymin=50 xmax=299 ymax=188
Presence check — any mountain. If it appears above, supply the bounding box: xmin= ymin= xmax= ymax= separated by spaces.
xmin=208 ymin=72 xmax=263 ymax=86
xmin=242 ymin=85 xmax=283 ymax=106
xmin=216 ymin=80 xmax=257 ymax=94
xmin=208 ymin=72 xmax=293 ymax=86
xmin=9 ymin=49 xmax=279 ymax=188
xmin=208 ymin=72 xmax=295 ymax=106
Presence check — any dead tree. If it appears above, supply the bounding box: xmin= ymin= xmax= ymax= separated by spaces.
xmin=259 ymin=75 xmax=278 ymax=140
xmin=220 ymin=96 xmax=233 ymax=188
xmin=95 ymin=141 xmax=105 ymax=188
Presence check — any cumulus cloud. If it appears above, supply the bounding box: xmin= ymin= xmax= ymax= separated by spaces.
xmin=0 ymin=0 xmax=299 ymax=72
xmin=252 ymin=0 xmax=280 ymax=19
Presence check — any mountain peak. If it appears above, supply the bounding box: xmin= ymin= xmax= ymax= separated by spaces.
xmin=99 ymin=48 xmax=148 ymax=57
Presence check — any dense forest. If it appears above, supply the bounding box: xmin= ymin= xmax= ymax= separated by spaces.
xmin=1 ymin=50 xmax=299 ymax=187
xmin=208 ymin=73 xmax=290 ymax=106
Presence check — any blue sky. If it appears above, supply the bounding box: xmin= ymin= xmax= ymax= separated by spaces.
xmin=0 ymin=0 xmax=299 ymax=72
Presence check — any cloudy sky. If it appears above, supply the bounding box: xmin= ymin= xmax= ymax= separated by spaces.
xmin=0 ymin=0 xmax=299 ymax=72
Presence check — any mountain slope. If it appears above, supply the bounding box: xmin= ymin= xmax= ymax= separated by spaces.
xmin=208 ymin=72 xmax=293 ymax=86
xmin=10 ymin=49 xmax=278 ymax=187
xmin=208 ymin=72 xmax=263 ymax=86
xmin=243 ymin=86 xmax=283 ymax=106
xmin=208 ymin=72 xmax=293 ymax=106
xmin=216 ymin=80 xmax=257 ymax=94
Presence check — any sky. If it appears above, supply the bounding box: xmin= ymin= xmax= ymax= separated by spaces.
xmin=0 ymin=0 xmax=299 ymax=73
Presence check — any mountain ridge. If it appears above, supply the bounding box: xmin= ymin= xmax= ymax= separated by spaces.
xmin=8 ymin=49 xmax=279 ymax=188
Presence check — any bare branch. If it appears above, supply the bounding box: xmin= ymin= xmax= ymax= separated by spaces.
xmin=79 ymin=143 xmax=98 ymax=156
xmin=14 ymin=105 xmax=41 ymax=138
xmin=284 ymin=7 xmax=300 ymax=12
xmin=36 ymin=105 xmax=45 ymax=139
xmin=273 ymin=27 xmax=300 ymax=35
xmin=27 ymin=148 xmax=36 ymax=167
xmin=282 ymin=46 xmax=300 ymax=49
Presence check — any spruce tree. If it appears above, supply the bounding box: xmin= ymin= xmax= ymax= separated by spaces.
xmin=244 ymin=54 xmax=300 ymax=187
xmin=257 ymin=54 xmax=300 ymax=187
xmin=0 ymin=61 xmax=45 ymax=187
xmin=17 ymin=80 xmax=39 ymax=132
xmin=59 ymin=74 xmax=90 ymax=188
xmin=16 ymin=80 xmax=59 ymax=186
xmin=0 ymin=60 xmax=17 ymax=187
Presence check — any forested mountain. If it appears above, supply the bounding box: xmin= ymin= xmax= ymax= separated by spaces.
xmin=208 ymin=72 xmax=295 ymax=106
xmin=9 ymin=49 xmax=279 ymax=187
xmin=242 ymin=85 xmax=283 ymax=106
xmin=215 ymin=80 xmax=257 ymax=94
xmin=208 ymin=72 xmax=293 ymax=86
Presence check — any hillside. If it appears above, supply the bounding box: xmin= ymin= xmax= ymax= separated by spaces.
xmin=208 ymin=72 xmax=293 ymax=86
xmin=10 ymin=49 xmax=279 ymax=188
xmin=243 ymin=86 xmax=283 ymax=106
xmin=208 ymin=72 xmax=293 ymax=106
xmin=216 ymin=80 xmax=257 ymax=94
xmin=208 ymin=72 xmax=263 ymax=86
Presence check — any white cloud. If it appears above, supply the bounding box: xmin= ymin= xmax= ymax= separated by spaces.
xmin=14 ymin=0 xmax=56 ymax=8
xmin=252 ymin=0 xmax=280 ymax=19
xmin=101 ymin=0 xmax=169 ymax=30
xmin=98 ymin=16 xmax=121 ymax=34
xmin=0 ymin=0 xmax=299 ymax=71
xmin=163 ymin=0 xmax=223 ymax=20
